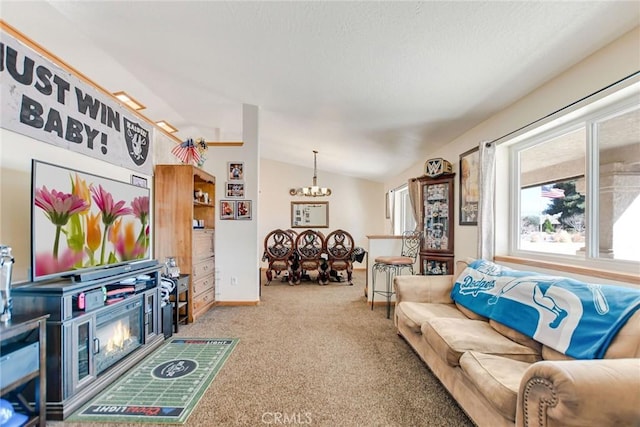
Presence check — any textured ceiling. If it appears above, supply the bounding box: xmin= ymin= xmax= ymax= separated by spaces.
xmin=1 ymin=1 xmax=639 ymax=181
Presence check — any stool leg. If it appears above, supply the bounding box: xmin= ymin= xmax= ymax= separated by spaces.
xmin=386 ymin=267 xmax=395 ymax=319
xmin=371 ymin=265 xmax=376 ymax=310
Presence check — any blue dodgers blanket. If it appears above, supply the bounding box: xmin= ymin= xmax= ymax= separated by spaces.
xmin=451 ymin=259 xmax=640 ymax=359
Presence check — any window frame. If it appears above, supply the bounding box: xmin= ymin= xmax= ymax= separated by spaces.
xmin=506 ymin=87 xmax=640 ymax=275
xmin=392 ymin=184 xmax=416 ymax=235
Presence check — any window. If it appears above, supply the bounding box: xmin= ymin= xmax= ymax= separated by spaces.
xmin=392 ymin=185 xmax=416 ymax=235
xmin=509 ymin=85 xmax=640 ymax=270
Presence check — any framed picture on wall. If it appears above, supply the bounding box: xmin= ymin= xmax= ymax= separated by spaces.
xmin=220 ymin=200 xmax=235 ymax=220
xmin=227 ymin=162 xmax=244 ymax=181
xmin=235 ymin=200 xmax=252 ymax=220
xmin=459 ymin=147 xmax=479 ymax=225
xmin=225 ymin=182 xmax=245 ymax=198
xmin=130 ymin=174 xmax=147 ymax=188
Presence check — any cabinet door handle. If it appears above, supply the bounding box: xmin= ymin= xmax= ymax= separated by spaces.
xmin=93 ymin=338 xmax=100 ymax=354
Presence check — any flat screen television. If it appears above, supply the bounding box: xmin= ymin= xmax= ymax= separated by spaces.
xmin=31 ymin=160 xmax=152 ymax=282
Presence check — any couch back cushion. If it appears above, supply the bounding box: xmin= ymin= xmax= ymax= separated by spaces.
xmin=541 ymin=311 xmax=640 ymax=359
xmin=604 ymin=309 xmax=640 ymax=358
xmin=489 ymin=319 xmax=542 ymax=353
xmin=453 ymin=259 xmax=488 ymax=320
xmin=542 ymin=345 xmax=575 ymax=360
xmin=451 ymin=259 xmax=640 ymax=359
xmin=456 ymin=302 xmax=488 ymax=321
xmin=453 ymin=259 xmax=472 ymax=279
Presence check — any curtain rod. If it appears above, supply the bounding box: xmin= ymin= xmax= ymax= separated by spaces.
xmin=486 ymin=71 xmax=639 ymax=148
xmin=387 ymin=183 xmax=408 ymax=193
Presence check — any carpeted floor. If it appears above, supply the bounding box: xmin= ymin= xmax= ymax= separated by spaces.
xmin=52 ymin=270 xmax=473 ymax=426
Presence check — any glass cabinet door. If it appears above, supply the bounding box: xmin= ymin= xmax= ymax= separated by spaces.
xmin=423 ymin=181 xmax=451 ymax=252
xmin=76 ymin=319 xmax=92 ymax=383
xmin=422 ymin=255 xmax=454 ymax=276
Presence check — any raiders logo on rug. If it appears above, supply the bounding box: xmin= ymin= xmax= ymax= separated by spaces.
xmin=152 ymin=359 xmax=198 ymax=379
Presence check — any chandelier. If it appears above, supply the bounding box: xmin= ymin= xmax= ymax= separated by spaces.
xmin=289 ymin=150 xmax=332 ymax=197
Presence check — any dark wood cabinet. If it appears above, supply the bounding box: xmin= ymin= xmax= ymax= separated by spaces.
xmin=417 ymin=173 xmax=455 ymax=275
xmin=0 ymin=314 xmax=48 ymax=426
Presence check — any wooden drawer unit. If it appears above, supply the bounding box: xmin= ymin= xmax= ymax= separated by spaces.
xmin=193 ymin=291 xmax=215 ymax=316
xmin=191 ymin=256 xmax=215 ymax=320
xmin=192 ymin=263 xmax=215 ymax=319
xmin=192 ymin=273 xmax=215 ymax=297
xmin=193 ymin=229 xmax=214 ymax=260
xmin=192 ymin=257 xmax=214 ymax=281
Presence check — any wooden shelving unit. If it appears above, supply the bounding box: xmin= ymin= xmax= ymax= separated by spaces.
xmin=155 ymin=165 xmax=216 ymax=322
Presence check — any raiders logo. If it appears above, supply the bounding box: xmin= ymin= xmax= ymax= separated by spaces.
xmin=124 ymin=118 xmax=150 ymax=166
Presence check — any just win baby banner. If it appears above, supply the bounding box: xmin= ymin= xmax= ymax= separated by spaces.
xmin=0 ymin=29 xmax=153 ymax=175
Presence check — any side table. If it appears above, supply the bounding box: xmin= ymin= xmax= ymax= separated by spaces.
xmin=171 ymin=274 xmax=190 ymax=333
xmin=0 ymin=314 xmax=49 ymax=427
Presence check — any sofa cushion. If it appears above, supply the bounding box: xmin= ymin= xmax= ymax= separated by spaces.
xmin=459 ymin=351 xmax=532 ymax=421
xmin=490 ymin=319 xmax=542 ymax=353
xmin=541 ymin=345 xmax=574 ymax=360
xmin=422 ymin=318 xmax=541 ymax=367
xmin=604 ymin=309 xmax=640 ymax=358
xmin=396 ymin=302 xmax=467 ymax=334
xmin=455 ymin=301 xmax=488 ymax=321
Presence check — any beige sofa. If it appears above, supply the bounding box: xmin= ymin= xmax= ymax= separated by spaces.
xmin=394 ymin=259 xmax=640 ymax=427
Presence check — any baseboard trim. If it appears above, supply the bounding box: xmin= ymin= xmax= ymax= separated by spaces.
xmin=259 ymin=267 xmax=366 ymax=271
xmin=216 ymin=300 xmax=260 ymax=306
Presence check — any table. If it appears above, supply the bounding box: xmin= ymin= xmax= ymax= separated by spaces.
xmin=0 ymin=314 xmax=49 ymax=427
xmin=171 ymin=274 xmax=190 ymax=332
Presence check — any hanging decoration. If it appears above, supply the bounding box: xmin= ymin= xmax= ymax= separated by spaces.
xmin=289 ymin=150 xmax=332 ymax=197
xmin=171 ymin=138 xmax=208 ymax=166
xmin=195 ymin=138 xmax=208 ymax=167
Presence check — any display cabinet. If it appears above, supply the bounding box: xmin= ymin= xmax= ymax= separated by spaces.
xmin=155 ymin=165 xmax=216 ymax=323
xmin=418 ymin=173 xmax=455 ymax=275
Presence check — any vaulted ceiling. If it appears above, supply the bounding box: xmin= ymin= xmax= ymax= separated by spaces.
xmin=2 ymin=1 xmax=638 ymax=182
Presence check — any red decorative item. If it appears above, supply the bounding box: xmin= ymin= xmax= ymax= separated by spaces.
xmin=171 ymin=139 xmax=201 ymax=165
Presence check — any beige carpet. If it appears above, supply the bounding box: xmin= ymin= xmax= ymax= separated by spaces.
xmin=55 ymin=270 xmax=473 ymax=426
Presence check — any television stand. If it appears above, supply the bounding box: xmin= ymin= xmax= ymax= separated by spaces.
xmin=12 ymin=263 xmax=163 ymax=420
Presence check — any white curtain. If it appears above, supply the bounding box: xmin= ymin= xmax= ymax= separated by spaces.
xmin=477 ymin=141 xmax=496 ymax=260
xmin=408 ymin=178 xmax=421 ymax=232
xmin=388 ymin=190 xmax=395 ymax=234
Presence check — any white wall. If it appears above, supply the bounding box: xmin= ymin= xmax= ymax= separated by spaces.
xmin=383 ymin=26 xmax=640 ymax=266
xmin=259 ymin=157 xmax=385 ymax=259
xmin=211 ymin=105 xmax=260 ymax=302
xmin=152 ymin=105 xmax=261 ymax=303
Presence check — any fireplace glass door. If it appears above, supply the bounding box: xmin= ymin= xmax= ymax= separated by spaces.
xmin=94 ymin=297 xmax=143 ymax=375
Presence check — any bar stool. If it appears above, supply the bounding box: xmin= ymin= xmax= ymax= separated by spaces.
xmin=371 ymin=231 xmax=422 ymax=318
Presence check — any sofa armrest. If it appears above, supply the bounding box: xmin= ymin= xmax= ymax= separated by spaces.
xmin=516 ymin=358 xmax=640 ymax=427
xmin=393 ymin=275 xmax=455 ymax=304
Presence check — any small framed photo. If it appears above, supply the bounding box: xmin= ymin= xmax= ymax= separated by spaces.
xmin=235 ymin=200 xmax=252 ymax=220
xmin=225 ymin=182 xmax=245 ymax=198
xmin=227 ymin=162 xmax=245 ymax=181
xmin=131 ymin=175 xmax=148 ymax=188
xmin=220 ymin=200 xmax=235 ymax=220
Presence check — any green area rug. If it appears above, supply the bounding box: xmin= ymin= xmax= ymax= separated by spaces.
xmin=69 ymin=338 xmax=238 ymax=424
